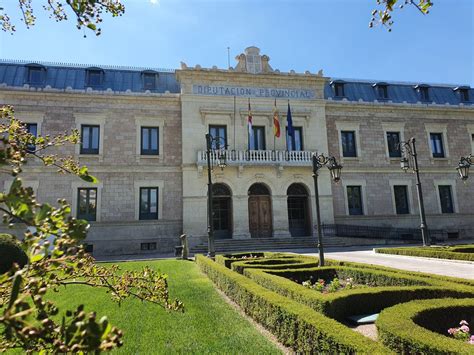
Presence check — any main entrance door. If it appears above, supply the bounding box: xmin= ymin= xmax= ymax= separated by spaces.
xmin=248 ymin=184 xmax=272 ymax=238
xmin=287 ymin=183 xmax=311 ymax=237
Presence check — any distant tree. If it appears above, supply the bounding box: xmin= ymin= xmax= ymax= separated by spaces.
xmin=370 ymin=0 xmax=433 ymax=31
xmin=0 ymin=0 xmax=125 ymax=35
xmin=0 ymin=106 xmax=183 ymax=353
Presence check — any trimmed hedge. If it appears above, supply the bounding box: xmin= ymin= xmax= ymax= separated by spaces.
xmin=0 ymin=233 xmax=28 ymax=274
xmin=230 ymin=256 xmax=319 ymax=274
xmin=196 ymin=255 xmax=391 ymax=354
xmin=245 ymin=266 xmax=474 ymax=321
xmin=377 ymin=298 xmax=474 ymax=354
xmin=375 ymin=246 xmax=474 ymax=261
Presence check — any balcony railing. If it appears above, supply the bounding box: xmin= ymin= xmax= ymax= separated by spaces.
xmin=197 ymin=150 xmax=315 ymax=166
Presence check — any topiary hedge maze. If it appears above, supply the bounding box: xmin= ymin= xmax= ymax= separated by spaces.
xmin=198 ymin=252 xmax=474 ymax=354
xmin=375 ymin=244 xmax=474 ymax=261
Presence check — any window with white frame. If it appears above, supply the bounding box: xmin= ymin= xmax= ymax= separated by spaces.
xmin=141 ymin=127 xmax=159 ymax=155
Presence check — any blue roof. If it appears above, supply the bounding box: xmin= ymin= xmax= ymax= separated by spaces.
xmin=0 ymin=59 xmax=472 ymax=105
xmin=324 ymin=80 xmax=473 ymax=106
xmin=0 ymin=59 xmax=180 ymax=94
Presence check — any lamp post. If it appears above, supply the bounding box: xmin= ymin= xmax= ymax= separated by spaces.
xmin=312 ymin=153 xmax=343 ymax=267
xmin=399 ymin=137 xmax=430 ymax=246
xmin=456 ymin=154 xmax=472 ymax=181
xmin=205 ymin=133 xmax=227 ymax=258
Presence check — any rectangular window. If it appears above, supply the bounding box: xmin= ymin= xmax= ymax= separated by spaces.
xmin=419 ymin=87 xmax=429 ymax=101
xmin=249 ymin=126 xmax=265 ymax=150
xmin=286 ymin=127 xmax=303 ymax=151
xmin=209 ymin=125 xmax=227 ymax=149
xmin=393 ymin=185 xmax=410 ymax=214
xmin=341 ymin=131 xmax=357 ymax=157
xmin=139 ymin=187 xmax=158 ymax=220
xmin=334 ymin=83 xmax=345 ymax=97
xmin=141 ymin=242 xmax=157 ymax=251
xmin=25 ymin=123 xmax=38 ymax=152
xmin=347 ymin=186 xmax=363 ymax=215
xmin=143 ymin=73 xmax=156 ymax=90
xmin=438 ymin=185 xmax=454 ymax=213
xmin=77 ymin=188 xmax=97 ymax=221
xmin=459 ymin=89 xmax=469 ymax=102
xmin=86 ymin=70 xmax=102 ymax=87
xmin=386 ymin=131 xmax=401 ymax=158
xmin=430 ymin=133 xmax=445 ymax=158
xmin=80 ymin=125 xmax=100 ymax=154
xmin=376 ymin=85 xmax=388 ymax=99
xmin=141 ymin=127 xmax=159 ymax=155
xmin=28 ymin=68 xmax=44 ymax=85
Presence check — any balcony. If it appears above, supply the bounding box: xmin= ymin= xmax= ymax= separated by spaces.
xmin=197 ymin=150 xmax=315 ymax=167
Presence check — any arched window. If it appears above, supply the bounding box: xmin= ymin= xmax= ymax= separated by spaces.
xmin=212 ymin=183 xmax=232 ymax=239
xmin=287 ymin=183 xmax=310 ymax=237
xmin=248 ymin=183 xmax=270 ymax=196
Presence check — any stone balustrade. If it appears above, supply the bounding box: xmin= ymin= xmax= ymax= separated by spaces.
xmin=197 ymin=149 xmax=315 ymax=166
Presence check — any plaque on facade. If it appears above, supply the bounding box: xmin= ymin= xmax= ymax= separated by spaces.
xmin=192 ymin=84 xmax=315 ymax=100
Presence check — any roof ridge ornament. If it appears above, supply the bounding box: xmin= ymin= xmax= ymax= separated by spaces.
xmin=234 ymin=46 xmax=273 ymax=74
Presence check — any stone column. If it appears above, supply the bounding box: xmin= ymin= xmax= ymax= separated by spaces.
xmin=232 ymin=194 xmax=251 ymax=239
xmin=272 ymin=195 xmax=291 ymax=238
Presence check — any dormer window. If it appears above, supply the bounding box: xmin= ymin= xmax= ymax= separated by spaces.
xmin=415 ymin=84 xmax=430 ymax=102
xmin=331 ymin=80 xmax=345 ymax=97
xmin=26 ymin=64 xmax=46 ymax=85
xmin=373 ymin=82 xmax=388 ymax=100
xmin=142 ymin=71 xmax=158 ymax=91
xmin=85 ymin=67 xmax=104 ymax=87
xmin=454 ymin=86 xmax=470 ymax=103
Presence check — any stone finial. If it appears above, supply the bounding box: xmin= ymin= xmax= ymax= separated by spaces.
xmin=234 ymin=46 xmax=273 ymax=74
xmin=180 ymin=61 xmax=188 ymax=69
xmin=317 ymin=69 xmax=324 ymax=77
xmin=235 ymin=53 xmax=247 ymax=72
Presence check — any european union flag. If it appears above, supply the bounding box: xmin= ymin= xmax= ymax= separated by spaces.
xmin=287 ymin=101 xmax=294 ymax=137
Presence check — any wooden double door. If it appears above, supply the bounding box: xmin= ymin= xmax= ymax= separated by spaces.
xmin=248 ymin=195 xmax=272 ymax=238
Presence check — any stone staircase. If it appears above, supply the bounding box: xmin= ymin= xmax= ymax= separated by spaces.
xmin=190 ymin=236 xmax=350 ymax=254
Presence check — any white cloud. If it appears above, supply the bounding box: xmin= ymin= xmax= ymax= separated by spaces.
xmin=150 ymin=0 xmax=159 ymax=4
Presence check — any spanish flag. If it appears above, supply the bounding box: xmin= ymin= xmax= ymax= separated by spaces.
xmin=273 ymin=99 xmax=281 ymax=138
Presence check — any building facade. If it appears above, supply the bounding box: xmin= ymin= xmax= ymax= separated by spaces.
xmin=0 ymin=47 xmax=473 ymax=255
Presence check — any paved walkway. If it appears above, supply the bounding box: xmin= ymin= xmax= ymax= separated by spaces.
xmin=301 ymin=248 xmax=474 ymax=280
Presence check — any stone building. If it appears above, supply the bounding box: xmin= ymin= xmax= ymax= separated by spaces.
xmin=0 ymin=47 xmax=473 ymax=255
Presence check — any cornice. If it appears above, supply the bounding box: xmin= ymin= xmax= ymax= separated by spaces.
xmin=0 ymin=86 xmax=181 ymax=103
xmin=326 ymin=98 xmax=474 ymax=114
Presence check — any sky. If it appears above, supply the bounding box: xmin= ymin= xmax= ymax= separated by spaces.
xmin=0 ymin=0 xmax=473 ymax=85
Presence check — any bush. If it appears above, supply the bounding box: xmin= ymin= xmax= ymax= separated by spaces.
xmin=243 ymin=264 xmax=474 ymax=320
xmin=196 ymin=255 xmax=390 ymax=354
xmin=375 ymin=246 xmax=474 ymax=261
xmin=0 ymin=233 xmax=28 ymax=274
xmin=377 ymin=298 xmax=474 ymax=354
xmin=230 ymin=257 xmax=319 ymax=274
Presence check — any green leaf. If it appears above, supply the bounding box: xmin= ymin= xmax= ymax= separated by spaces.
xmin=8 ymin=272 xmax=22 ymax=310
xmin=79 ymin=173 xmax=98 ymax=184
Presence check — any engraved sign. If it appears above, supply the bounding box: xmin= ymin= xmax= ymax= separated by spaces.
xmin=192 ymin=84 xmax=315 ymax=100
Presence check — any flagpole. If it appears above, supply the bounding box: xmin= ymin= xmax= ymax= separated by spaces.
xmin=233 ymin=95 xmax=236 ymax=151
xmin=273 ymin=99 xmax=276 ymax=153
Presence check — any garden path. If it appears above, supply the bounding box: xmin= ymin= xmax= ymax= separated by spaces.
xmin=301 ymin=249 xmax=474 ymax=279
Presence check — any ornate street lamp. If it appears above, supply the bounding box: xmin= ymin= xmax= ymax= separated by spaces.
xmin=205 ymin=133 xmax=227 ymax=258
xmin=456 ymin=155 xmax=472 ymax=181
xmin=312 ymin=153 xmax=343 ymax=267
xmin=399 ymin=137 xmax=430 ymax=246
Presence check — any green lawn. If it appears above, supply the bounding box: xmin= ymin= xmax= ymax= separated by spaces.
xmin=48 ymin=259 xmax=280 ymax=354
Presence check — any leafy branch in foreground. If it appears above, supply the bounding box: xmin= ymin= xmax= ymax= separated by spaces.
xmin=0 ymin=0 xmax=125 ymax=35
xmin=370 ymin=0 xmax=433 ymax=31
xmin=0 ymin=105 xmax=183 ymax=353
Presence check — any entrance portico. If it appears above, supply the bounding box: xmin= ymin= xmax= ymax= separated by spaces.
xmin=177 ymin=46 xmax=335 ymax=249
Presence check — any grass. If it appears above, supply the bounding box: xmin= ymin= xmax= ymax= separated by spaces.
xmin=375 ymin=244 xmax=474 ymax=261
xmin=46 ymin=259 xmax=281 ymax=354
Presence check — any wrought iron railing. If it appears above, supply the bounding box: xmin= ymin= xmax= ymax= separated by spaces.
xmin=320 ymin=224 xmax=447 ymax=242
